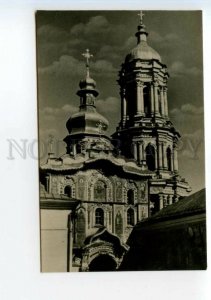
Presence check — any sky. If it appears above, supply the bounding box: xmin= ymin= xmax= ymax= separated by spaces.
xmin=36 ymin=10 xmax=204 ymax=193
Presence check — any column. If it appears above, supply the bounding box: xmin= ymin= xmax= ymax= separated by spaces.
xmin=168 ymin=195 xmax=173 ymax=205
xmin=154 ymin=146 xmax=158 ymax=169
xmin=142 ymin=142 xmax=146 ymax=164
xmin=154 ymin=81 xmax=160 ymax=116
xmin=173 ymin=145 xmax=179 ymax=172
xmin=133 ymin=142 xmax=138 ymax=160
xmin=171 ymin=150 xmax=174 ymax=172
xmin=72 ymin=143 xmax=76 ymax=156
xmin=136 ymin=80 xmax=144 ymax=116
xmin=162 ymin=142 xmax=167 ymax=169
xmin=163 ymin=87 xmax=168 ymax=117
xmin=163 ymin=195 xmax=168 ymax=207
xmin=150 ymin=83 xmax=154 ymax=116
xmin=161 ymin=87 xmax=165 ymax=116
xmin=120 ymin=88 xmax=127 ymax=124
xmin=159 ymin=194 xmax=164 ymax=210
xmin=137 ymin=142 xmax=142 ymax=164
xmin=158 ymin=142 xmax=163 ymax=170
xmin=123 ymin=94 xmax=127 ymax=121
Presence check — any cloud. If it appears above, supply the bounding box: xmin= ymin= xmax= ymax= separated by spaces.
xmin=149 ymin=31 xmax=180 ymax=45
xmin=97 ymin=45 xmax=122 ymax=61
xmin=168 ymin=61 xmax=202 ymax=77
xmin=39 ymin=103 xmax=78 ymax=121
xmin=38 ymin=104 xmax=79 ymax=153
xmin=38 ymin=55 xmax=84 ymax=76
xmin=71 ymin=16 xmax=110 ymax=37
xmin=170 ymin=103 xmax=204 ymax=143
xmin=171 ymin=103 xmax=203 ymax=116
xmin=178 ymin=129 xmax=204 ymax=160
xmin=37 ymin=15 xmax=132 ymax=71
xmin=38 ymin=54 xmax=117 ymax=77
xmin=97 ymin=96 xmax=120 ymax=113
xmin=37 ymin=24 xmax=69 ymax=42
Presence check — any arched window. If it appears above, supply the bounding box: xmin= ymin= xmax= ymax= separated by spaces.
xmin=95 ymin=208 xmax=104 ymax=226
xmin=94 ymin=180 xmax=106 ymax=201
xmin=146 ymin=144 xmax=156 ymax=171
xmin=143 ymin=85 xmax=150 ymax=117
xmin=127 ymin=208 xmax=135 ymax=226
xmin=64 ymin=185 xmax=72 ymax=197
xmin=167 ymin=147 xmax=172 ymax=171
xmin=127 ymin=189 xmax=134 ymax=205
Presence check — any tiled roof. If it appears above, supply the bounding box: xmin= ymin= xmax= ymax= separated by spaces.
xmin=142 ymin=188 xmax=205 ymax=224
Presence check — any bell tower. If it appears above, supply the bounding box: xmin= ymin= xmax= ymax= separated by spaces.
xmin=113 ymin=12 xmax=191 ymax=211
xmin=119 ymin=11 xmax=168 ymax=124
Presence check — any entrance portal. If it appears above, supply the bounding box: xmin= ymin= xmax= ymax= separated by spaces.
xmin=89 ymin=254 xmax=117 ymax=271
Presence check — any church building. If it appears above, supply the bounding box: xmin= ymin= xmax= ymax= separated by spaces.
xmin=40 ymin=12 xmax=191 ymax=272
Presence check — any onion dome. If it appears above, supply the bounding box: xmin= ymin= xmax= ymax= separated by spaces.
xmin=66 ymin=49 xmax=109 ymax=136
xmin=125 ymin=11 xmax=161 ymax=63
xmin=66 ymin=110 xmax=109 ymax=135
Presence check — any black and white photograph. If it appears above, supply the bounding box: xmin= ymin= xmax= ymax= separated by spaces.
xmin=36 ymin=10 xmax=206 ymax=272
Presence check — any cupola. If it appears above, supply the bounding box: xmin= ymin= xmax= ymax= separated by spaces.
xmin=125 ymin=11 xmax=161 ymax=63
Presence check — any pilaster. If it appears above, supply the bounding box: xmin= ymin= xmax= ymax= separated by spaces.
xmin=161 ymin=86 xmax=165 ymax=116
xmin=133 ymin=142 xmax=138 ymax=160
xmin=162 ymin=142 xmax=168 ymax=169
xmin=150 ymin=83 xmax=154 ymax=116
xmin=163 ymin=195 xmax=168 ymax=207
xmin=163 ymin=86 xmax=168 ymax=117
xmin=173 ymin=145 xmax=179 ymax=173
xmin=137 ymin=142 xmax=142 ymax=164
xmin=158 ymin=141 xmax=163 ymax=170
xmin=136 ymin=80 xmax=145 ymax=116
xmin=120 ymin=87 xmax=127 ymax=125
xmin=159 ymin=194 xmax=164 ymax=210
xmin=154 ymin=81 xmax=160 ymax=116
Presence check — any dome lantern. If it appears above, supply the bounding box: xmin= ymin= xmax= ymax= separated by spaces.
xmin=135 ymin=11 xmax=148 ymax=44
xmin=125 ymin=11 xmax=161 ymax=63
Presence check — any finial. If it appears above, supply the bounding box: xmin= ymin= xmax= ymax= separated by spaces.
xmin=136 ymin=10 xmax=148 ymax=43
xmin=138 ymin=10 xmax=145 ymax=25
xmin=82 ymin=49 xmax=93 ymax=78
xmin=48 ymin=134 xmax=54 ymax=153
xmin=96 ymin=120 xmax=106 ymax=139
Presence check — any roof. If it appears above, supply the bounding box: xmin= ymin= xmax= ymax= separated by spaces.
xmin=40 ymin=189 xmax=80 ymax=210
xmin=125 ymin=40 xmax=161 ymax=63
xmin=40 ymin=154 xmax=154 ymax=177
xmin=142 ymin=188 xmax=206 ymax=224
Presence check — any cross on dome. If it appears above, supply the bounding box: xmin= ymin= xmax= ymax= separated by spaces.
xmin=82 ymin=49 xmax=93 ymax=77
xmin=138 ymin=10 xmax=145 ymax=25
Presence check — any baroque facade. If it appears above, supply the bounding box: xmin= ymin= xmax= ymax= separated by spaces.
xmin=40 ymin=13 xmax=191 ymax=272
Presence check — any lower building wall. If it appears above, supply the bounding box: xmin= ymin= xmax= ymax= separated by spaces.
xmin=40 ymin=209 xmax=70 ymax=272
xmin=120 ymin=213 xmax=207 ymax=270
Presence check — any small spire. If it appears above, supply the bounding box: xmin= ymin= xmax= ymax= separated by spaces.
xmin=48 ymin=134 xmax=54 ymax=153
xmin=138 ymin=10 xmax=145 ymax=25
xmin=82 ymin=49 xmax=93 ymax=78
xmin=135 ymin=10 xmax=148 ymax=44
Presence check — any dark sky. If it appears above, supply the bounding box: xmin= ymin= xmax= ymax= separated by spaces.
xmin=36 ymin=10 xmax=204 ymax=193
